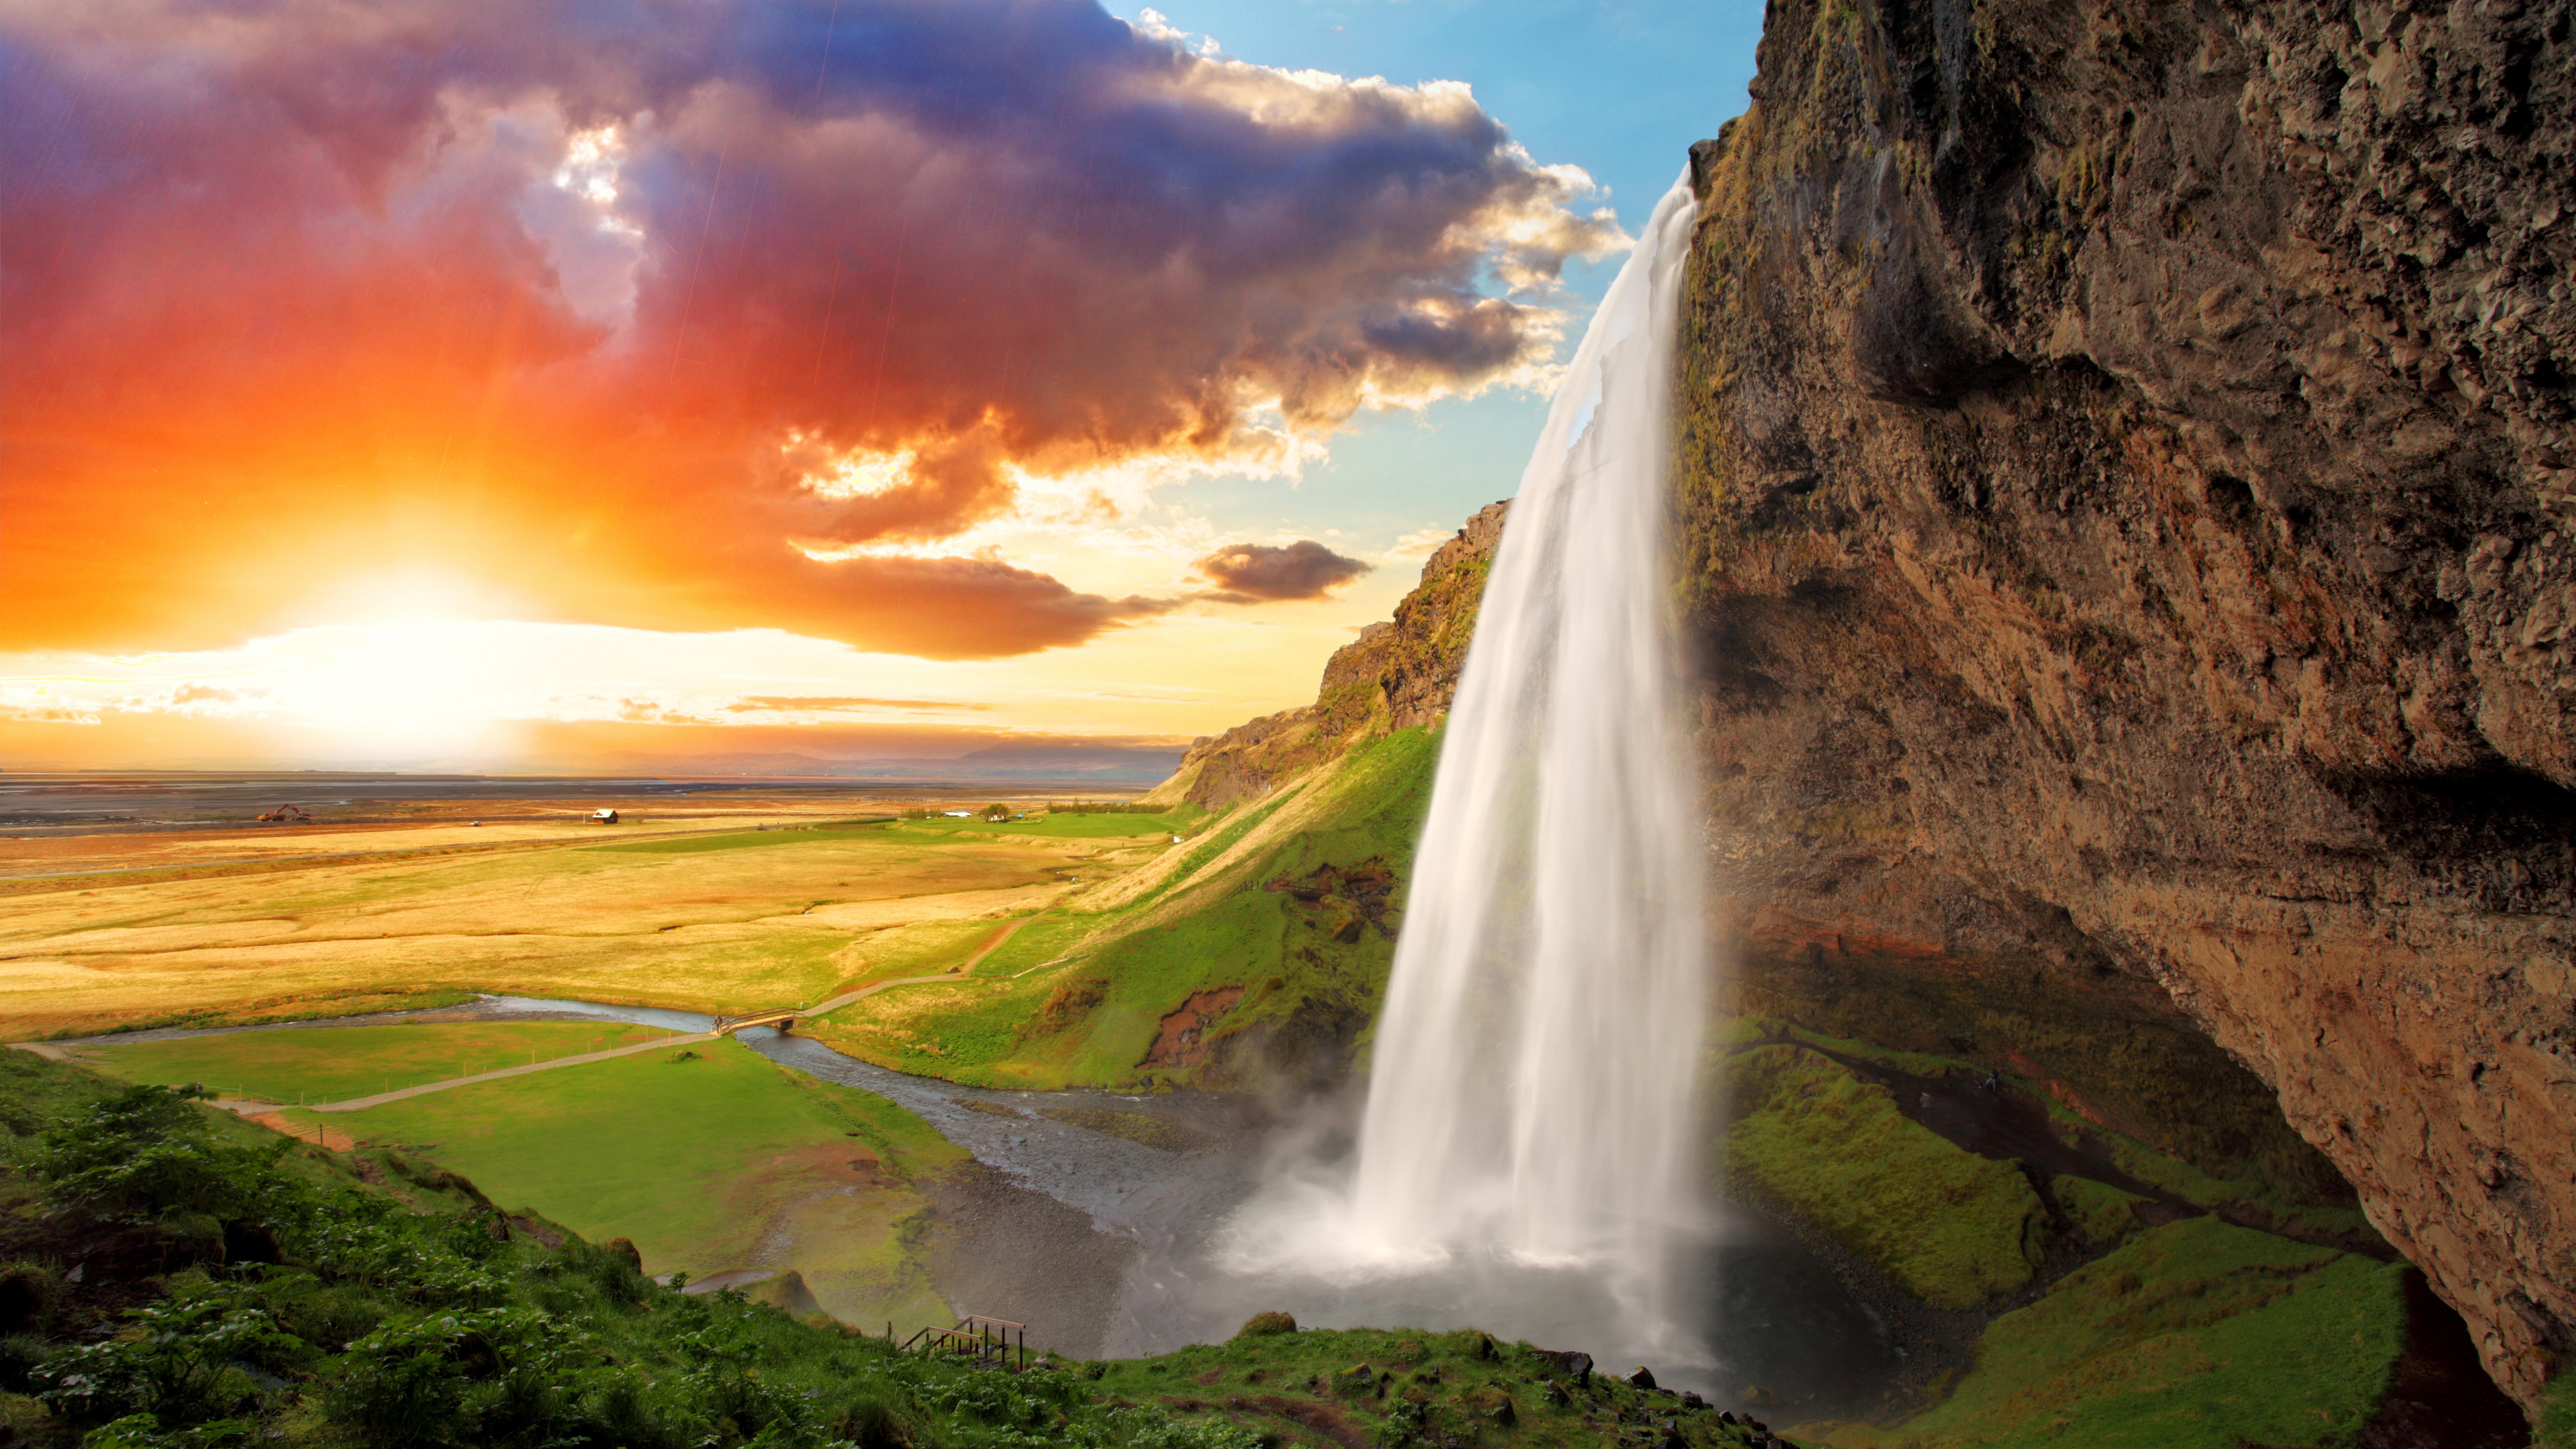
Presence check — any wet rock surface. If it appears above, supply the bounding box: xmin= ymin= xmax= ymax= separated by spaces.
xmin=1679 ymin=0 xmax=2575 ymax=1406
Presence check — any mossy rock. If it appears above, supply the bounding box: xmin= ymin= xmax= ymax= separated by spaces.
xmin=0 ymin=1264 xmax=60 ymax=1335
xmin=2054 ymin=1175 xmax=2148 ymax=1249
xmin=1233 ymin=1310 xmax=1298 ymax=1339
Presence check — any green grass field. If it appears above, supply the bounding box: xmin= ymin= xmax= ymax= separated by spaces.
xmin=887 ymin=808 xmax=1213 ymax=841
xmin=587 ymin=823 xmax=892 ymax=855
xmin=79 ymin=1023 xmax=967 ymax=1332
xmin=83 ymin=1021 xmax=678 ymax=1104
xmin=219 ymin=1033 xmax=969 ymax=1332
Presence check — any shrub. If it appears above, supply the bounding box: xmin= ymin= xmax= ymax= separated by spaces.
xmin=32 ymin=1087 xmax=280 ymax=1227
xmin=0 ymin=1264 xmax=62 ymax=1335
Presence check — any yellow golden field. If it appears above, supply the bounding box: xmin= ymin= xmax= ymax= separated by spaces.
xmin=0 ymin=797 xmax=1179 ymax=1037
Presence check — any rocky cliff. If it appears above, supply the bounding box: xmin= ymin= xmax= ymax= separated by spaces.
xmin=1678 ymin=0 xmax=2575 ymax=1409
xmin=1162 ymin=501 xmax=1508 ymax=808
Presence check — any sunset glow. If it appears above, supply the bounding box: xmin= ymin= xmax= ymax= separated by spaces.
xmin=0 ymin=0 xmax=1654 ymax=770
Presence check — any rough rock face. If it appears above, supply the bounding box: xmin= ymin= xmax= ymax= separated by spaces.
xmin=1679 ymin=0 xmax=2574 ymax=1406
xmin=1170 ymin=501 xmax=1507 ymax=807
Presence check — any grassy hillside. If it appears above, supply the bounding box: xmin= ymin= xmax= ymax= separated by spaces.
xmin=0 ymin=1051 xmax=1774 ymax=1449
xmin=76 ymin=1025 xmax=967 ymax=1333
xmin=801 ymin=729 xmax=1440 ymax=1091
xmin=1801 ymin=1218 xmax=2407 ymax=1449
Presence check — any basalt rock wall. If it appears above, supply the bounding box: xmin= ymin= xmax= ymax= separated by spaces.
xmin=1679 ymin=0 xmax=2574 ymax=1406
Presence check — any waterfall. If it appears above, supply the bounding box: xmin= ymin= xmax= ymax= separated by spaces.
xmin=1208 ymin=170 xmax=1708 ymax=1351
xmin=1338 ymin=171 xmax=1706 ymax=1308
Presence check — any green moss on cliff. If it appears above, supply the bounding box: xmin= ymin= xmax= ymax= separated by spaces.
xmin=1722 ymin=1043 xmax=2043 ymax=1308
xmin=1731 ymin=946 xmax=2358 ymax=1214
xmin=2537 ymin=1373 xmax=2576 ymax=1449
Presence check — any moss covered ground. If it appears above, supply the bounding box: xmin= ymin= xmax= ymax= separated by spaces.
xmin=1716 ymin=1029 xmax=2430 ymax=1446
xmin=1726 ymin=942 xmax=2355 ymax=1213
xmin=1799 ymin=1218 xmax=2407 ymax=1449
xmin=2540 ymin=1374 xmax=2576 ymax=1449
xmin=1722 ymin=1043 xmax=2042 ymax=1308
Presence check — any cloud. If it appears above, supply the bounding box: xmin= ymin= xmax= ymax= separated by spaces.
xmin=0 ymin=0 xmax=1626 ymax=658
xmin=1192 ymin=539 xmax=1373 ymax=602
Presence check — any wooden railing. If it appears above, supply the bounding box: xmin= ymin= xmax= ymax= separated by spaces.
xmin=897 ymin=1314 xmax=1027 ymax=1371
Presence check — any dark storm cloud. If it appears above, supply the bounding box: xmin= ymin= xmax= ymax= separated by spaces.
xmin=1193 ymin=540 xmax=1374 ymax=602
xmin=0 ymin=0 xmax=1625 ymax=656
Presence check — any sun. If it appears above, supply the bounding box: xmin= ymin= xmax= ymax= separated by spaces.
xmin=287 ymin=567 xmax=541 ymax=629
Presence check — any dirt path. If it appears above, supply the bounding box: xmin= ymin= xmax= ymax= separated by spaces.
xmin=303 ymin=1031 xmax=723 ymax=1112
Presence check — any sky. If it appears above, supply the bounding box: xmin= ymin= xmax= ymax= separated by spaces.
xmin=0 ymin=0 xmax=1758 ymax=774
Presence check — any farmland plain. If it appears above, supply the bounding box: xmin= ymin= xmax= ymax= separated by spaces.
xmin=0 ymin=792 xmax=1191 ymax=1037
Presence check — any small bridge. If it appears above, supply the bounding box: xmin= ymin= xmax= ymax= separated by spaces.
xmin=711 ymin=1010 xmax=797 ymax=1036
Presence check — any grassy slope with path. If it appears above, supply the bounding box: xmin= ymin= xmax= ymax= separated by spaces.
xmin=5 ymin=1050 xmax=1796 ymax=1449
xmin=75 ymin=1023 xmax=966 ymax=1335
xmin=278 ymin=1035 xmax=961 ymax=1331
xmin=80 ymin=1022 xmax=678 ymax=1105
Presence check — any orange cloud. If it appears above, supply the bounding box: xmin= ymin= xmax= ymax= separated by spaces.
xmin=0 ymin=0 xmax=1623 ymax=658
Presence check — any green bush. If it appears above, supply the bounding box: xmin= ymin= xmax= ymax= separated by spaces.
xmin=32 ymin=1086 xmax=280 ymax=1225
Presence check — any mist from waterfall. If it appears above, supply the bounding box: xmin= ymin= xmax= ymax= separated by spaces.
xmin=1220 ymin=172 xmax=1709 ymax=1345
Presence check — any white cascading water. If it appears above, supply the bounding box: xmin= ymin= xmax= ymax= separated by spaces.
xmin=1223 ymin=172 xmax=1708 ymax=1340
xmin=1345 ymin=170 xmax=1707 ymax=1296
